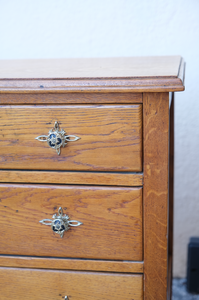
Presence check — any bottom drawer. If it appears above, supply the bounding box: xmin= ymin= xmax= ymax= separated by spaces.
xmin=0 ymin=267 xmax=143 ymax=300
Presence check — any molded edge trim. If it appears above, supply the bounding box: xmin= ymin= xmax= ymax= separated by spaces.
xmin=0 ymin=77 xmax=185 ymax=93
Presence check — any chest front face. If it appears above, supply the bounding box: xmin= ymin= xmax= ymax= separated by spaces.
xmin=0 ymin=56 xmax=185 ymax=300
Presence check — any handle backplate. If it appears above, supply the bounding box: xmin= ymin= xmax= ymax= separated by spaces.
xmin=35 ymin=121 xmax=80 ymax=155
xmin=39 ymin=207 xmax=83 ymax=238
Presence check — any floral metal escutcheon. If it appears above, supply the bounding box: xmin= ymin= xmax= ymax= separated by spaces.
xmin=35 ymin=121 xmax=80 ymax=155
xmin=39 ymin=207 xmax=83 ymax=238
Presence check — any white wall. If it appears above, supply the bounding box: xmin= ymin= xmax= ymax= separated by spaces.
xmin=1 ymin=0 xmax=199 ymax=277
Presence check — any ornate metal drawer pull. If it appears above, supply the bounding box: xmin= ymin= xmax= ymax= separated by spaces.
xmin=39 ymin=207 xmax=83 ymax=238
xmin=35 ymin=121 xmax=80 ymax=155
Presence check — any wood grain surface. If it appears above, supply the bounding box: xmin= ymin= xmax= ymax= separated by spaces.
xmin=143 ymin=93 xmax=169 ymax=299
xmin=0 ymin=57 xmax=185 ymax=93
xmin=0 ymin=77 xmax=184 ymax=93
xmin=0 ymin=184 xmax=143 ymax=260
xmin=0 ymin=170 xmax=143 ymax=187
xmin=0 ymin=92 xmax=142 ymax=104
xmin=168 ymin=93 xmax=174 ymax=300
xmin=0 ymin=105 xmax=142 ymax=171
xmin=0 ymin=268 xmax=143 ymax=300
xmin=0 ymin=256 xmax=144 ymax=273
xmin=0 ymin=56 xmax=182 ymax=78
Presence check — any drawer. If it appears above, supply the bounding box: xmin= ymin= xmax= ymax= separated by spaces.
xmin=0 ymin=184 xmax=142 ymax=261
xmin=0 ymin=268 xmax=143 ymax=300
xmin=0 ymin=104 xmax=142 ymax=171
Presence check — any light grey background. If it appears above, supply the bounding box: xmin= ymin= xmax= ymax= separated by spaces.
xmin=0 ymin=0 xmax=199 ymax=278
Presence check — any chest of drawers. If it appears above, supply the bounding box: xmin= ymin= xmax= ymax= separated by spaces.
xmin=0 ymin=56 xmax=185 ymax=299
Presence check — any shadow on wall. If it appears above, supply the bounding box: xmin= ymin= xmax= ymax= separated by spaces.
xmin=172 ymin=279 xmax=199 ymax=300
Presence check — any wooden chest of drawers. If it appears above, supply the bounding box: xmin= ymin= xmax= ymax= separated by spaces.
xmin=0 ymin=56 xmax=185 ymax=299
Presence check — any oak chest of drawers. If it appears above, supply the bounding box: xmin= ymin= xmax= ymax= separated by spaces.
xmin=0 ymin=56 xmax=185 ymax=300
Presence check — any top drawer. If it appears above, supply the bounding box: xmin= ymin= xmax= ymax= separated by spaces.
xmin=0 ymin=105 xmax=142 ymax=171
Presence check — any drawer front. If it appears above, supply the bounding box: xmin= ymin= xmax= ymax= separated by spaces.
xmin=0 ymin=184 xmax=142 ymax=261
xmin=0 ymin=104 xmax=142 ymax=171
xmin=0 ymin=268 xmax=143 ymax=300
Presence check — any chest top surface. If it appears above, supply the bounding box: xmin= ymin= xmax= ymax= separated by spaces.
xmin=0 ymin=56 xmax=182 ymax=79
xmin=0 ymin=56 xmax=185 ymax=93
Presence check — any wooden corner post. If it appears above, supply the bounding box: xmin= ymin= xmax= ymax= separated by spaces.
xmin=143 ymin=92 xmax=169 ymax=299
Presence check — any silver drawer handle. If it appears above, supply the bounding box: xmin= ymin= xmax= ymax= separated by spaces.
xmin=39 ymin=207 xmax=83 ymax=238
xmin=65 ymin=297 xmax=68 ymax=300
xmin=35 ymin=121 xmax=80 ymax=155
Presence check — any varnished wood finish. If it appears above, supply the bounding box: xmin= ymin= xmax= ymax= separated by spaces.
xmin=168 ymin=93 xmax=174 ymax=300
xmin=0 ymin=105 xmax=142 ymax=171
xmin=0 ymin=56 xmax=182 ymax=78
xmin=0 ymin=77 xmax=184 ymax=93
xmin=0 ymin=268 xmax=143 ymax=300
xmin=0 ymin=57 xmax=186 ymax=299
xmin=0 ymin=184 xmax=143 ymax=260
xmin=0 ymin=256 xmax=144 ymax=273
xmin=0 ymin=170 xmax=143 ymax=186
xmin=0 ymin=57 xmax=185 ymax=93
xmin=0 ymin=92 xmax=142 ymax=104
xmin=143 ymin=93 xmax=169 ymax=299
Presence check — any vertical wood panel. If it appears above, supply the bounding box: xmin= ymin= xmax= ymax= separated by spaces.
xmin=143 ymin=92 xmax=169 ymax=299
xmin=168 ymin=93 xmax=174 ymax=300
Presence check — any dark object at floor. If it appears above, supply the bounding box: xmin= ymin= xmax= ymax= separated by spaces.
xmin=173 ymin=278 xmax=199 ymax=300
xmin=187 ymin=237 xmax=199 ymax=293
